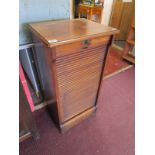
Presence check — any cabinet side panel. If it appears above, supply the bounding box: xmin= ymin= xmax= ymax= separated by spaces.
xmin=32 ymin=34 xmax=62 ymax=126
xmin=32 ymin=35 xmax=54 ymax=101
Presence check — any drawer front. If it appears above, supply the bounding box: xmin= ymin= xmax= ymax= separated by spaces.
xmin=56 ymin=46 xmax=106 ymax=122
xmin=92 ymin=7 xmax=102 ymax=14
xmin=79 ymin=6 xmax=91 ymax=13
xmin=92 ymin=10 xmax=102 ymax=15
xmin=56 ymin=36 xmax=110 ymax=58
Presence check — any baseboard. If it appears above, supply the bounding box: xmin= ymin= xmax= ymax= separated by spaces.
xmin=34 ymin=99 xmax=55 ymax=111
xmin=104 ymin=65 xmax=133 ymax=80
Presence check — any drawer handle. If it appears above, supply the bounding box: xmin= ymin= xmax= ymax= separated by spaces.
xmin=82 ymin=39 xmax=91 ymax=49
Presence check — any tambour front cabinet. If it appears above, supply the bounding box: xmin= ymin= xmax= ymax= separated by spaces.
xmin=29 ymin=19 xmax=119 ymax=132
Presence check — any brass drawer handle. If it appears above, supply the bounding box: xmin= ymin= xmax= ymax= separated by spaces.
xmin=82 ymin=39 xmax=91 ymax=49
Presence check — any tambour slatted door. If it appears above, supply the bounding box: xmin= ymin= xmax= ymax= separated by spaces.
xmin=29 ymin=19 xmax=119 ymax=132
xmin=56 ymin=46 xmax=106 ymax=121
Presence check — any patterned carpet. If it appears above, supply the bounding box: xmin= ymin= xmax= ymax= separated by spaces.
xmin=20 ymin=68 xmax=135 ymax=155
xmin=104 ymin=46 xmax=132 ymax=78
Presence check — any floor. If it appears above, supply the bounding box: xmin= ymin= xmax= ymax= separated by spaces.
xmin=114 ymin=41 xmax=126 ymax=49
xmin=20 ymin=67 xmax=135 ymax=155
xmin=104 ymin=45 xmax=132 ymax=78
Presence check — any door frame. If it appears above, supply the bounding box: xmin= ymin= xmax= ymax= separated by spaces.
xmin=109 ymin=0 xmax=135 ymax=40
xmin=69 ymin=0 xmax=114 ymax=25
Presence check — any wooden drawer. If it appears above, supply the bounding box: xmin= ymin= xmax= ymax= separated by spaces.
xmin=56 ymin=46 xmax=106 ymax=122
xmin=92 ymin=10 xmax=102 ymax=15
xmin=79 ymin=6 xmax=91 ymax=13
xmin=55 ymin=36 xmax=110 ymax=58
xmin=92 ymin=7 xmax=102 ymax=14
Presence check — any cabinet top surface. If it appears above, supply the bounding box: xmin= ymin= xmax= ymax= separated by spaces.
xmin=29 ymin=18 xmax=119 ymax=47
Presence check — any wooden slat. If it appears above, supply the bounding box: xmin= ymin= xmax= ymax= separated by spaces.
xmin=56 ymin=47 xmax=105 ymax=75
xmin=123 ymin=54 xmax=135 ymax=64
xmin=58 ymin=63 xmax=102 ymax=84
xmin=56 ymin=46 xmax=105 ymax=121
xmin=19 ymin=132 xmax=31 ymax=143
xmin=59 ymin=75 xmax=100 ymax=93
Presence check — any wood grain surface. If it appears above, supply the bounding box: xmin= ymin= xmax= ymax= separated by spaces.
xmin=29 ymin=19 xmax=119 ymax=131
xmin=29 ymin=18 xmax=119 ymax=47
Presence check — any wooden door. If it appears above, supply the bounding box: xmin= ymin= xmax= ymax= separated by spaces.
xmin=109 ymin=0 xmax=135 ymax=40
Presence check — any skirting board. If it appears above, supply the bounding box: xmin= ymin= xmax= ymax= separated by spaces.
xmin=104 ymin=65 xmax=133 ymax=80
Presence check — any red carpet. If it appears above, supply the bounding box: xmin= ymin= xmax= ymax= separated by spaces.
xmin=104 ymin=47 xmax=132 ymax=77
xmin=20 ymin=68 xmax=135 ymax=155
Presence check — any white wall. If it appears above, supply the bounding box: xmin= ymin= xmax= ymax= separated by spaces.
xmin=101 ymin=0 xmax=114 ymax=25
xmin=20 ymin=0 xmax=70 ymax=45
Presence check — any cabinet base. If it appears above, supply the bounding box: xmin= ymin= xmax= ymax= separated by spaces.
xmin=60 ymin=106 xmax=97 ymax=133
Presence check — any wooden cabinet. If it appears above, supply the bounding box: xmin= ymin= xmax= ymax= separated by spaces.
xmin=29 ymin=19 xmax=119 ymax=132
xmin=78 ymin=4 xmax=103 ymax=23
